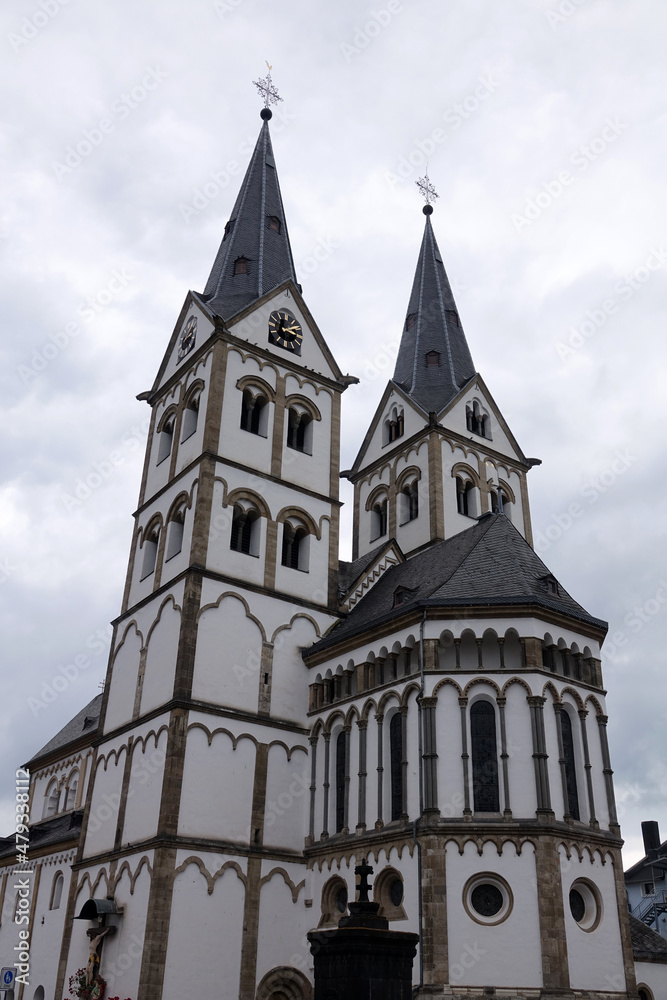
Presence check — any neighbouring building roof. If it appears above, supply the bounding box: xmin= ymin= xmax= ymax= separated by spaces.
xmin=630 ymin=914 xmax=667 ymax=962
xmin=392 ymin=212 xmax=476 ymax=414
xmin=202 ymin=115 xmax=298 ymax=321
xmin=27 ymin=693 xmax=103 ymax=766
xmin=0 ymin=812 xmax=83 ymax=862
xmin=308 ymin=513 xmax=606 ymax=657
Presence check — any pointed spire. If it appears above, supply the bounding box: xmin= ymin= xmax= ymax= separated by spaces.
xmin=202 ymin=108 xmax=298 ymax=320
xmin=392 ymin=202 xmax=475 ymax=414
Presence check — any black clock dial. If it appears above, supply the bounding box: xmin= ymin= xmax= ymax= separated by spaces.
xmin=268 ymin=309 xmax=303 ymax=355
xmin=178 ymin=316 xmax=197 ymax=361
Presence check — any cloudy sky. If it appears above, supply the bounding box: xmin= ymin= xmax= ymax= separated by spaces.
xmin=1 ymin=0 xmax=665 ymax=866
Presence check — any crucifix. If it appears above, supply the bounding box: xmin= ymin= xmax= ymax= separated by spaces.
xmin=354 ymin=858 xmax=374 ymax=902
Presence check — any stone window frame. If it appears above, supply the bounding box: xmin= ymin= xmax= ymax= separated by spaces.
xmin=318 ymin=875 xmax=349 ymax=928
xmin=374 ymin=866 xmax=407 ymax=921
xmin=463 ymin=871 xmax=513 ymax=926
xmin=568 ymin=877 xmax=602 ymax=932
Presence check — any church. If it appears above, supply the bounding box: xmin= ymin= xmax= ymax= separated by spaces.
xmin=2 ymin=78 xmax=666 ymax=1000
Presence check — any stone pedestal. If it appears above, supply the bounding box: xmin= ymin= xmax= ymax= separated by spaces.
xmin=307 ymin=901 xmax=419 ymax=1000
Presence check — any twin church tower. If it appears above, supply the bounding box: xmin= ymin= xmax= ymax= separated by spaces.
xmin=6 ymin=89 xmax=640 ymax=1000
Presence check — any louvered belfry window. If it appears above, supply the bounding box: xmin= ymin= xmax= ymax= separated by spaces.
xmin=471 ymin=701 xmax=500 ymax=812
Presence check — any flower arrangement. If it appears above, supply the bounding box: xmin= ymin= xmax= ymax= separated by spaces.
xmin=67 ymin=968 xmax=107 ymax=1000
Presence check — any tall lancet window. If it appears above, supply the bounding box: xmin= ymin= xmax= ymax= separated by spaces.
xmin=335 ymin=731 xmax=346 ymax=833
xmin=390 ymin=713 xmax=404 ymax=821
xmin=560 ymin=710 xmax=580 ymax=820
xmin=471 ymin=701 xmax=499 ymax=812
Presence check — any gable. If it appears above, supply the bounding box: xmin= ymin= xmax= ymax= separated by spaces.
xmin=349 ymin=380 xmax=429 ymax=475
xmin=439 ymin=375 xmax=527 ymax=465
xmin=152 ymin=293 xmax=216 ymax=395
xmin=226 ymin=280 xmax=345 ymax=385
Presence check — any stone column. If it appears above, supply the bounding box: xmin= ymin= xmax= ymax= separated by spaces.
xmin=321 ymin=733 xmax=331 ymax=839
xmin=356 ymin=719 xmax=367 ymax=833
xmin=375 ymin=714 xmax=384 ymax=829
xmin=308 ymin=735 xmax=318 ymax=844
xmin=497 ymin=696 xmax=512 ymax=818
xmin=533 ymin=837 xmax=570 ymax=990
xmin=459 ymin=697 xmax=471 ymax=817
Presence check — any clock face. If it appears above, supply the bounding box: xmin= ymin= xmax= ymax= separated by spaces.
xmin=178 ymin=316 xmax=197 ymax=361
xmin=268 ymin=309 xmax=303 ymax=355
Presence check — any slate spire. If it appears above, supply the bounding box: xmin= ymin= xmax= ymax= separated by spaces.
xmin=202 ymin=109 xmax=298 ymax=320
xmin=393 ymin=207 xmax=476 ymax=414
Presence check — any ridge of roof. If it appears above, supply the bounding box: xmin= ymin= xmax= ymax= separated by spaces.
xmin=393 ymin=215 xmax=475 ymax=414
xmin=202 ymin=118 xmax=298 ymax=320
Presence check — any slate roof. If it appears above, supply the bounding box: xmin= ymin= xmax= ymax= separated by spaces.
xmin=393 ymin=213 xmax=476 ymax=414
xmin=202 ymin=114 xmax=298 ymax=321
xmin=630 ymin=914 xmax=667 ymax=961
xmin=0 ymin=812 xmax=83 ymax=861
xmin=307 ymin=513 xmax=606 ymax=657
xmin=28 ymin=693 xmax=102 ymax=765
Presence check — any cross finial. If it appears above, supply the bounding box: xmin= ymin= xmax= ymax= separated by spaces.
xmin=253 ymin=63 xmax=283 ymax=118
xmin=416 ymin=172 xmax=439 ymax=215
xmin=354 ymin=858 xmax=374 ymax=902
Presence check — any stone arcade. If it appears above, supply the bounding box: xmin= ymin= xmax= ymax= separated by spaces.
xmin=2 ymin=100 xmax=666 ymax=1000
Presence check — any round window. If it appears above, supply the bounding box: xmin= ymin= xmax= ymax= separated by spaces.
xmin=463 ymin=873 xmax=513 ymax=926
xmin=471 ymin=883 xmax=504 ymax=917
xmin=335 ymin=886 xmax=348 ymax=913
xmin=568 ymin=879 xmax=601 ymax=932
xmin=389 ymin=878 xmax=404 ymax=907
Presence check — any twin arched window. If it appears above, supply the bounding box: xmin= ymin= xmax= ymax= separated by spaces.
xmin=181 ymin=389 xmax=201 ymax=442
xmin=490 ymin=487 xmax=511 ymax=518
xmin=281 ymin=520 xmax=309 ymax=571
xmin=466 ymin=400 xmax=490 ymax=439
xmin=383 ymin=406 xmax=404 ymax=446
xmin=398 ymin=481 xmax=419 ymax=524
xmin=240 ymin=388 xmax=269 ymax=436
xmin=140 ymin=523 xmax=160 ymax=580
xmin=44 ymin=781 xmax=59 ymax=818
xmin=156 ymin=414 xmax=175 ymax=465
xmin=456 ymin=476 xmax=477 ymax=517
xmin=286 ymin=407 xmax=313 ymax=454
xmin=230 ymin=504 xmax=261 ymax=557
xmin=165 ymin=504 xmax=186 ymax=561
xmin=370 ymin=498 xmax=388 ymax=541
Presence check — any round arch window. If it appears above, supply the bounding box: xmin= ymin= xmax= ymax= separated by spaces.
xmin=568 ymin=879 xmax=602 ymax=932
xmin=463 ymin=873 xmax=513 ymax=926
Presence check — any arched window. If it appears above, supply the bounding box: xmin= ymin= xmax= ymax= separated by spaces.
xmin=370 ymin=498 xmax=388 ymax=541
xmin=383 ymin=406 xmax=404 ymax=445
xmin=456 ymin=477 xmax=477 ymax=517
xmin=233 ymin=256 xmax=249 ymax=275
xmin=140 ymin=523 xmax=160 ymax=580
xmin=560 ymin=710 xmax=580 ymax=820
xmin=398 ymin=481 xmax=419 ymax=524
xmin=286 ymin=408 xmax=313 ymax=454
xmin=64 ymin=771 xmax=79 ymax=811
xmin=266 ymin=215 xmax=281 ymax=233
xmin=230 ymin=504 xmax=261 ymax=557
xmin=181 ymin=390 xmax=201 ymax=442
xmin=466 ymin=400 xmax=490 ymax=439
xmin=50 ymin=873 xmax=64 ymax=910
xmin=281 ymin=521 xmax=309 ymax=571
xmin=389 ymin=713 xmax=404 ymax=821
xmin=240 ymin=389 xmax=268 ymax=436
xmin=471 ymin=701 xmax=499 ymax=812
xmin=156 ymin=414 xmax=175 ymax=465
xmin=44 ymin=782 xmax=59 ymax=818
xmin=165 ymin=504 xmax=186 ymax=561
xmin=335 ymin=731 xmax=346 ymax=833
xmin=425 ymin=350 xmax=440 ymax=367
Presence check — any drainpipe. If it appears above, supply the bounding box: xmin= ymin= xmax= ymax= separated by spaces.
xmin=414 ymin=606 xmax=427 ymax=991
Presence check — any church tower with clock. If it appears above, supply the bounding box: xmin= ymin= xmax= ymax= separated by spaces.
xmin=6 ymin=77 xmax=657 ymax=1000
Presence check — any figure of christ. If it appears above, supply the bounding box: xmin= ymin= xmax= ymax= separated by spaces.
xmin=85 ymin=925 xmax=115 ymax=985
